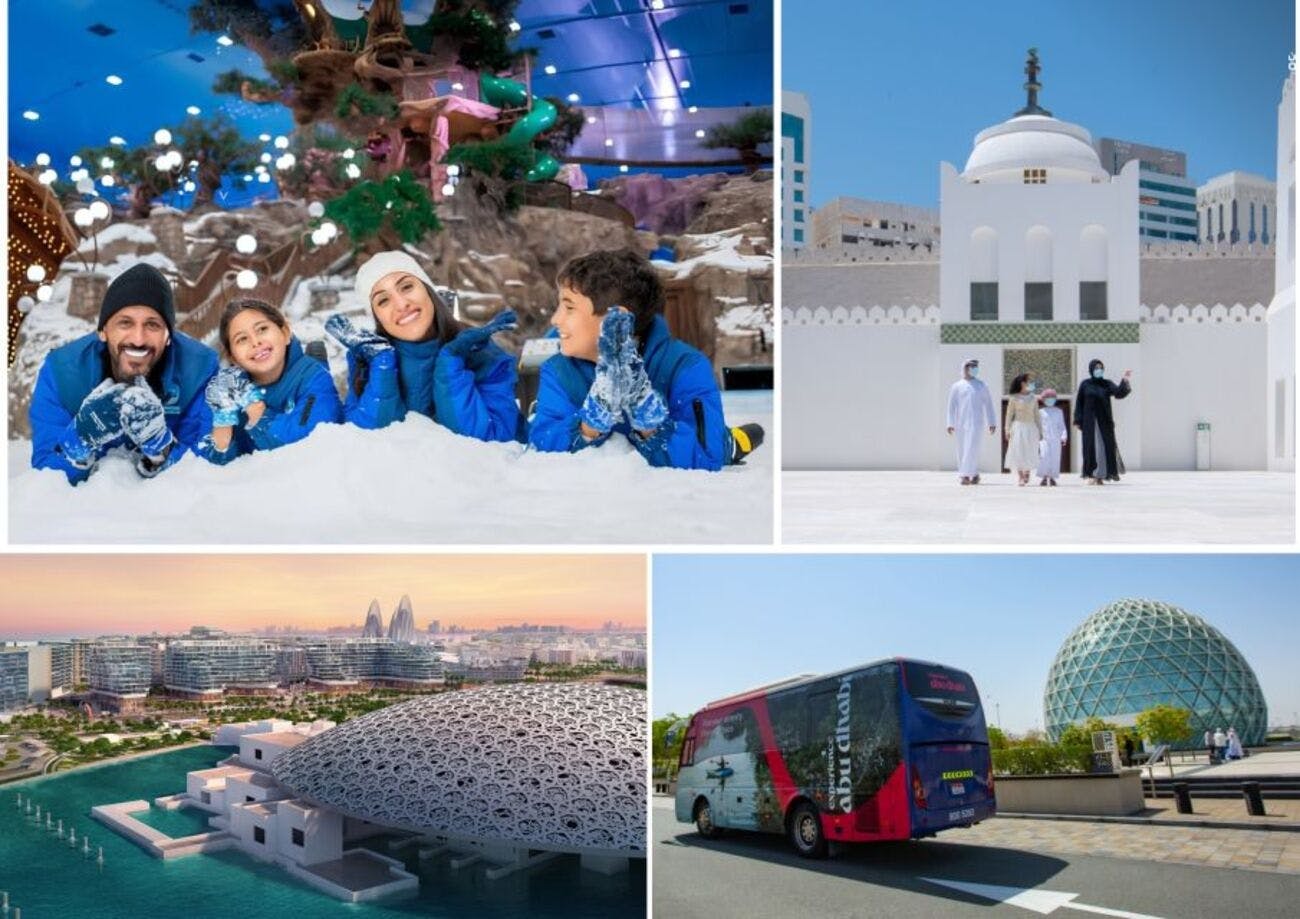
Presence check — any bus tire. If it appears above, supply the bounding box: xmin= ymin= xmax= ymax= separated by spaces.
xmin=694 ymin=797 xmax=722 ymax=839
xmin=787 ymin=802 xmax=826 ymax=858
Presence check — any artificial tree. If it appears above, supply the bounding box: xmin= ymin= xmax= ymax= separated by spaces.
xmin=701 ymin=108 xmax=773 ymax=174
xmin=323 ymin=170 xmax=441 ymax=255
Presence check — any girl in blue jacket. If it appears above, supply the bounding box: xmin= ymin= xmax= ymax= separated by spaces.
xmin=197 ymin=299 xmax=342 ymax=465
xmin=325 ymin=251 xmax=520 ymax=441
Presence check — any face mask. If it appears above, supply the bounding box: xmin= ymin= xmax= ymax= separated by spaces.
xmin=1028 ymin=381 xmax=1038 ymax=392
xmin=967 ymin=366 xmax=979 ymax=378
xmin=1092 ymin=367 xmax=1105 ymax=379
xmin=1044 ymin=398 xmax=1057 ymax=407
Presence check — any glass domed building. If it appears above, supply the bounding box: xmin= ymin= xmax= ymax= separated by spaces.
xmin=1044 ymin=598 xmax=1267 ymax=747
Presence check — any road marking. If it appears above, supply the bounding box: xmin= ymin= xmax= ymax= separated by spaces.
xmin=920 ymin=878 xmax=1166 ymax=919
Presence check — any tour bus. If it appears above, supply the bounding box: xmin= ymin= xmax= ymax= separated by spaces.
xmin=674 ymin=658 xmax=995 ymax=857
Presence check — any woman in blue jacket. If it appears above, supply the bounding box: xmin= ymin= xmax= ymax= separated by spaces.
xmin=325 ymin=251 xmax=520 ymax=441
xmin=197 ymin=299 xmax=342 ymax=464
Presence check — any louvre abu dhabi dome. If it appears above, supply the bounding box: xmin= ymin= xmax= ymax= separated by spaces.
xmin=271 ymin=683 xmax=646 ymax=856
xmin=1044 ymin=599 xmax=1268 ymax=747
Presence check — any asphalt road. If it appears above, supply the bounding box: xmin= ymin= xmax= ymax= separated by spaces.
xmin=652 ymin=799 xmax=1299 ymax=918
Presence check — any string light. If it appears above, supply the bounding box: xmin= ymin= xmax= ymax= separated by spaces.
xmin=235 ymin=234 xmax=258 ymax=255
xmin=235 ymin=269 xmax=258 ymax=289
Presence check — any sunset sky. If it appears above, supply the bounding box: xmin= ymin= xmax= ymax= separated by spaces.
xmin=0 ymin=555 xmax=646 ymax=638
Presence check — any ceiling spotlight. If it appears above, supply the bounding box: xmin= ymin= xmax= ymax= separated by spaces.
xmin=235 ymin=234 xmax=258 ymax=255
xmin=619 ymin=164 xmax=629 ymax=173
xmin=35 ymin=153 xmax=51 ymax=166
xmin=70 ymin=155 xmax=83 ymax=167
xmin=235 ymin=269 xmax=258 ymax=290
xmin=110 ymin=136 xmax=126 ymax=146
xmin=22 ymin=110 xmax=39 ymax=121
xmin=89 ymin=200 xmax=111 ymax=220
xmin=242 ymin=174 xmax=254 ymax=182
xmin=544 ymin=64 xmax=557 ymax=75
xmin=679 ymin=80 xmax=691 ymax=89
xmin=651 ymin=0 xmax=665 ymax=9
xmin=509 ymin=20 xmax=521 ymax=32
xmin=586 ymin=116 xmax=597 ymax=124
xmin=452 ymin=82 xmax=464 ymax=91
xmin=217 ymin=34 xmax=234 ymax=47
xmin=259 ymin=133 xmax=271 ymax=142
xmin=105 ymin=74 xmax=123 ymax=86
xmin=604 ymin=138 xmax=614 ymax=147
xmin=668 ymin=49 xmax=681 ymax=58
xmin=688 ymin=106 xmax=698 ymax=114
xmin=154 ymin=128 xmax=172 ymax=145
xmin=187 ymin=106 xmax=201 ymax=116
xmin=567 ymin=93 xmax=580 ymax=103
xmin=695 ymin=129 xmax=706 ymax=138
xmin=260 ymin=152 xmax=272 ymax=164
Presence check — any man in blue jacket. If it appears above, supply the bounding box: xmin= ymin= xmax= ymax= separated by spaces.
xmin=29 ymin=263 xmax=218 ymax=484
xmin=529 ymin=249 xmax=763 ymax=471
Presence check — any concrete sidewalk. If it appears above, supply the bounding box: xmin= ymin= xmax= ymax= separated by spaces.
xmin=1000 ymin=795 xmax=1300 ymax=832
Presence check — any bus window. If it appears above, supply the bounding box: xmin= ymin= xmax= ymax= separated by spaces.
xmin=902 ymin=662 xmax=980 ymax=718
xmin=680 ymin=735 xmax=695 ymax=767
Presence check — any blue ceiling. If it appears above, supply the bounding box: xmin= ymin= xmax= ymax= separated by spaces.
xmin=8 ymin=0 xmax=773 ymax=189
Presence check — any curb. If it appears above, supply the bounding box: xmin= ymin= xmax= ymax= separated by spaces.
xmin=995 ymin=810 xmax=1300 ymax=833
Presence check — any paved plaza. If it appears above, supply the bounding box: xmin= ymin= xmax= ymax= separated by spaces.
xmin=782 ymin=471 xmax=1295 ymax=544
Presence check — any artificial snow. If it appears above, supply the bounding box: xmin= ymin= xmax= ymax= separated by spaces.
xmin=9 ymin=391 xmax=772 ymax=545
xmin=76 ymin=222 xmax=160 ymax=251
xmin=662 ymin=232 xmax=769 ymax=280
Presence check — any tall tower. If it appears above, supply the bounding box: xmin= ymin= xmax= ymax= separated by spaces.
xmin=361 ymin=600 xmax=384 ymax=639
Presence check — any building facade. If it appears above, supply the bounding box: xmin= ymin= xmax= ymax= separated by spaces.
xmin=163 ymin=640 xmax=279 ymax=698
xmin=1096 ymin=138 xmax=1199 ymax=242
xmin=810 ymin=197 xmax=939 ymax=252
xmin=781 ymin=90 xmax=811 ymax=250
xmin=87 ymin=642 xmax=153 ymax=713
xmin=1268 ymin=75 xmax=1295 ymax=472
xmin=1200 ymin=171 xmax=1276 ymax=244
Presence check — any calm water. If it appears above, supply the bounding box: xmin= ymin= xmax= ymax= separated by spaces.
xmin=0 ymin=745 xmax=646 ymax=918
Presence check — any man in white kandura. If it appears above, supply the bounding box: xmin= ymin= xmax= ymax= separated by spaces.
xmin=946 ymin=357 xmax=998 ymax=485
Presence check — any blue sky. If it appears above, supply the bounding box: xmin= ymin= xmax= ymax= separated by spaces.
xmin=784 ymin=0 xmax=1295 ymax=209
xmin=652 ymin=555 xmax=1300 ymax=733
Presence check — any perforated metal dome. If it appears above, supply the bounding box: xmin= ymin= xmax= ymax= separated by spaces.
xmin=271 ymin=683 xmax=646 ymax=856
xmin=1044 ymin=599 xmax=1268 ymax=747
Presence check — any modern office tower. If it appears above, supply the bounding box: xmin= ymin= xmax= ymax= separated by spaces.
xmin=427 ymin=620 xmax=441 ymax=635
xmin=1199 ymin=171 xmax=1276 ymax=244
xmin=1096 ymin=137 xmax=1199 ymax=242
xmin=163 ymin=640 xmax=279 ymax=699
xmin=782 ymin=90 xmax=811 ymax=249
xmin=388 ymin=595 xmax=416 ymax=643
xmin=87 ymin=641 xmax=153 ymax=713
xmin=38 ymin=641 xmax=73 ymax=698
xmin=810 ymin=197 xmax=940 ymax=251
xmin=302 ymin=639 xmax=445 ymax=690
xmin=1 ymin=645 xmax=34 ymax=712
xmin=361 ymin=600 xmax=384 ymax=638
xmin=275 ymin=646 xmax=308 ymax=684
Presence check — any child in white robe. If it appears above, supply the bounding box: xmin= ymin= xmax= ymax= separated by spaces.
xmin=1037 ymin=388 xmax=1068 ymax=486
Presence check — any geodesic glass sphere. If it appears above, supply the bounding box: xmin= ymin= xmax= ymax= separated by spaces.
xmin=1044 ymin=599 xmax=1267 ymax=747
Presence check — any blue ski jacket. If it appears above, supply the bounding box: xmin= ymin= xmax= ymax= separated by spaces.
xmin=30 ymin=331 xmax=218 ymax=484
xmin=528 ymin=315 xmax=727 ymax=471
xmin=198 ymin=338 xmax=343 ymax=465
xmin=342 ymin=331 xmax=520 ymax=442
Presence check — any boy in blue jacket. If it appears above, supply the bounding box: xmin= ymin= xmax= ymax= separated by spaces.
xmin=325 ymin=251 xmax=519 ymax=441
xmin=28 ymin=263 xmax=217 ymax=484
xmin=529 ymin=249 xmax=762 ymax=471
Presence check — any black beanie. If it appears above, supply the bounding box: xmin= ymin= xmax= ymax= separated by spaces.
xmin=99 ymin=264 xmax=175 ymax=331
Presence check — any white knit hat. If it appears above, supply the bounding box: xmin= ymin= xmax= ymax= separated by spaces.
xmin=354 ymin=250 xmax=435 ymax=304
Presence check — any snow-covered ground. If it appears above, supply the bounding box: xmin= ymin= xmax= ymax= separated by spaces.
xmin=9 ymin=391 xmax=772 ymax=545
xmin=783 ymin=470 xmax=1294 ymax=544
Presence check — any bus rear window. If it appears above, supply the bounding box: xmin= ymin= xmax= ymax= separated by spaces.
xmin=902 ymin=663 xmax=979 ymax=718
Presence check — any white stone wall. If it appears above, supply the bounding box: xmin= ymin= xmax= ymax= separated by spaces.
xmin=276 ymin=800 xmax=343 ymax=868
xmin=939 ymin=161 xmax=1141 ymax=324
xmin=1268 ymin=73 xmax=1296 ymax=471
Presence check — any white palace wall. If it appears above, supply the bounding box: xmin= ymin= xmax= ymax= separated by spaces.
xmin=783 ymin=304 xmax=1270 ymax=471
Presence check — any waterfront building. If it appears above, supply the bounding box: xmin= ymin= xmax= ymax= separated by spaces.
xmin=163 ymin=640 xmax=279 ymax=699
xmin=87 ymin=641 xmax=152 ymax=713
xmin=782 ymin=90 xmax=811 ymax=250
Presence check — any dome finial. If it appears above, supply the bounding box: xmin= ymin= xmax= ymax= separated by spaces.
xmin=1015 ymin=47 xmax=1053 ymax=117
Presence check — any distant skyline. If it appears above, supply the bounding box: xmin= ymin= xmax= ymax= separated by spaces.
xmin=653 ymin=555 xmax=1300 ymax=734
xmin=785 ymin=0 xmax=1294 ymax=209
xmin=0 ymin=555 xmax=646 ymax=639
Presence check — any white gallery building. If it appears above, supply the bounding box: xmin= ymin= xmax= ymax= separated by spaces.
xmin=784 ymin=61 xmax=1295 ymax=475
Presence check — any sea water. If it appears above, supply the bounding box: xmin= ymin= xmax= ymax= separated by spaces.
xmin=0 ymin=745 xmax=645 ymax=918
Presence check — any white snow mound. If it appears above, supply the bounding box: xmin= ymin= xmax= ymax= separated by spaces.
xmin=9 ymin=392 xmax=772 ymax=545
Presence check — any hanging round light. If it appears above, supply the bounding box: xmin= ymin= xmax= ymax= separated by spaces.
xmin=235 ymin=269 xmax=258 ymax=289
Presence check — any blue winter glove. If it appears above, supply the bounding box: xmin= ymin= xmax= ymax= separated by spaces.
xmin=578 ymin=310 xmax=636 ymax=435
xmin=61 ymin=379 xmax=128 ymax=465
xmin=205 ymin=367 xmax=266 ymax=428
xmin=597 ymin=308 xmax=633 ymax=365
xmin=325 ymin=314 xmax=393 ymax=362
xmin=118 ymin=379 xmax=175 ymax=462
xmin=443 ymin=309 xmax=518 ymax=359
xmin=624 ymin=350 xmax=668 ymax=431
xmin=579 ymin=361 xmax=622 ymax=435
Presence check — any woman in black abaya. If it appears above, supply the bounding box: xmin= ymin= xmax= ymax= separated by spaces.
xmin=1074 ymin=358 xmax=1132 ymax=484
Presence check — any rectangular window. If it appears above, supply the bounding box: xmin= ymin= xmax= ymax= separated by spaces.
xmin=1022 ymin=168 xmax=1046 ymax=184
xmin=793 ymin=209 xmax=804 ymax=223
xmin=254 ymin=748 xmax=263 ymax=760
xmin=793 ymin=189 xmax=804 ymax=203
xmin=201 ymin=791 xmax=210 ymax=805
xmin=254 ymin=826 xmax=265 ymax=845
xmin=292 ymin=827 xmax=305 ymax=847
xmin=970 ymin=282 xmax=998 ymax=321
xmin=1080 ymin=281 xmax=1108 ymax=320
xmin=793 ymin=228 xmax=804 ymax=243
xmin=841 ymin=234 xmax=859 ymax=244
xmin=793 ymin=170 xmax=804 ymax=183
xmin=1024 ymin=282 xmax=1053 ymax=321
